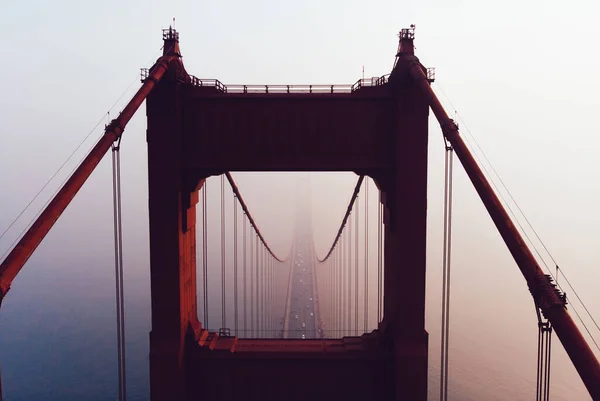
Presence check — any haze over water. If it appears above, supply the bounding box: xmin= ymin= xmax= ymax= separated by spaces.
xmin=2 ymin=0 xmax=600 ymax=400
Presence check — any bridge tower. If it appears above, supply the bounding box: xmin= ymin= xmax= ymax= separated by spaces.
xmin=146 ymin=28 xmax=203 ymax=401
xmin=146 ymin=26 xmax=430 ymax=401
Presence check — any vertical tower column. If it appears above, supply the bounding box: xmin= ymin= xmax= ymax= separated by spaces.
xmin=382 ymin=57 xmax=430 ymax=401
xmin=147 ymin=69 xmax=201 ymax=401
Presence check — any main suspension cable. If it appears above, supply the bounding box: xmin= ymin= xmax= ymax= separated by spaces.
xmin=316 ymin=175 xmax=365 ymax=262
xmin=225 ymin=173 xmax=286 ymax=262
xmin=0 ymin=66 xmax=147 ymax=247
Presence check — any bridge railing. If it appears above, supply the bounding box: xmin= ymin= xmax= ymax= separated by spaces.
xmin=186 ymin=74 xmax=391 ymax=94
xmin=350 ymin=75 xmax=389 ymax=91
xmin=189 ymin=76 xmax=228 ymax=92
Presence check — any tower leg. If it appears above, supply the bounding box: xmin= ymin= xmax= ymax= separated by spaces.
xmin=147 ymin=77 xmax=201 ymax=401
xmin=382 ymin=74 xmax=430 ymax=401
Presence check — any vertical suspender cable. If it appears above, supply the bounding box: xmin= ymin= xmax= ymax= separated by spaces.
xmin=440 ymin=145 xmax=454 ymax=401
xmin=336 ymin=245 xmax=339 ymax=336
xmin=440 ymin=149 xmax=449 ymax=401
xmin=546 ymin=325 xmax=552 ymax=400
xmin=265 ymin=248 xmax=271 ymax=338
xmin=444 ymin=146 xmax=454 ymax=401
xmin=327 ymin=254 xmax=331 ymax=336
xmin=535 ymin=306 xmax=552 ymax=401
xmin=341 ymin=232 xmax=345 ymax=335
xmin=262 ymin=248 xmax=265 ymax=337
xmin=259 ymin=246 xmax=263 ymax=337
xmin=256 ymin=244 xmax=259 ymax=337
xmin=364 ymin=178 xmax=369 ymax=332
xmin=250 ymin=231 xmax=254 ymax=337
xmin=262 ymin=245 xmax=264 ymax=336
xmin=263 ymin=248 xmax=269 ymax=337
xmin=233 ymin=196 xmax=238 ymax=336
xmin=334 ymin=244 xmax=338 ymax=336
xmin=262 ymin=252 xmax=264 ymax=337
xmin=243 ymin=216 xmax=247 ymax=337
xmin=272 ymin=257 xmax=274 ymax=334
xmin=347 ymin=216 xmax=352 ymax=336
xmin=270 ymin=254 xmax=273 ymax=335
xmin=202 ymin=183 xmax=208 ymax=329
xmin=271 ymin=257 xmax=273 ymax=334
xmin=355 ymin=193 xmax=359 ymax=336
xmin=342 ymin=232 xmax=346 ymax=336
xmin=111 ymin=146 xmax=123 ymax=401
xmin=116 ymin=146 xmax=126 ymax=401
xmin=220 ymin=174 xmax=226 ymax=330
xmin=265 ymin=250 xmax=268 ymax=336
xmin=338 ymin=235 xmax=341 ymax=336
xmin=377 ymin=192 xmax=382 ymax=323
xmin=332 ymin=245 xmax=335 ymax=336
xmin=339 ymin=237 xmax=342 ymax=336
xmin=339 ymin=241 xmax=343 ymax=336
xmin=255 ymin=235 xmax=259 ymax=337
xmin=328 ymin=252 xmax=332 ymax=336
xmin=333 ymin=244 xmax=336 ymax=336
xmin=256 ymin=238 xmax=260 ymax=337
xmin=265 ymin=254 xmax=268 ymax=336
xmin=111 ymin=145 xmax=122 ymax=401
xmin=258 ymin=238 xmax=261 ymax=336
xmin=111 ymin=143 xmax=126 ymax=401
xmin=537 ymin=316 xmax=544 ymax=401
xmin=268 ymin=256 xmax=272 ymax=334
xmin=273 ymin=258 xmax=276 ymax=334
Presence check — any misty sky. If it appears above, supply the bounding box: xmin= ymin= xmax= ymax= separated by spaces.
xmin=1 ymin=0 xmax=600 ymax=399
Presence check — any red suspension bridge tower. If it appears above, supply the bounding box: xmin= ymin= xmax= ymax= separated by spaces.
xmin=146 ymin=26 xmax=431 ymax=401
xmin=0 ymin=26 xmax=599 ymax=401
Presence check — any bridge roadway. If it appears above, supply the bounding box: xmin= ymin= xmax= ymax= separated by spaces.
xmin=286 ymin=236 xmax=320 ymax=339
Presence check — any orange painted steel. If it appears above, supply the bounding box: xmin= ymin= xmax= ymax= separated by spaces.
xmin=0 ymin=56 xmax=174 ymax=307
xmin=408 ymin=61 xmax=600 ymax=399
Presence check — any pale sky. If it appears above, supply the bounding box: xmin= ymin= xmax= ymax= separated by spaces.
xmin=1 ymin=0 xmax=600 ymax=399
